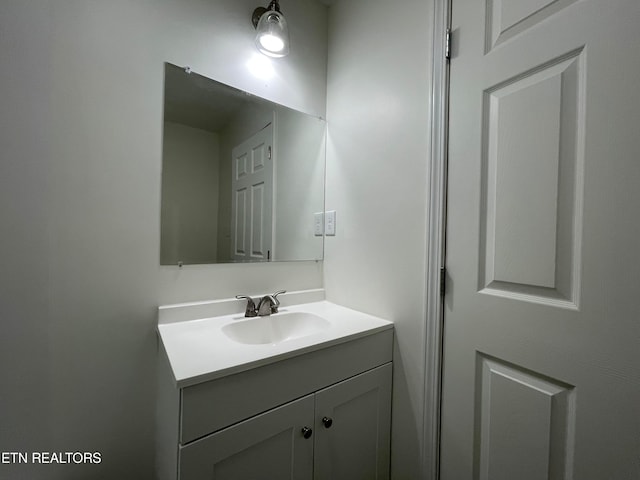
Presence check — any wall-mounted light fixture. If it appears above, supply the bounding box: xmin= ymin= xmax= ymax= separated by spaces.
xmin=251 ymin=0 xmax=290 ymax=58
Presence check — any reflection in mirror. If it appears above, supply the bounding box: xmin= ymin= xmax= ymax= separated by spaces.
xmin=161 ymin=63 xmax=326 ymax=265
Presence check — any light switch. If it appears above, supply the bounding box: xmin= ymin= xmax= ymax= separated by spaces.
xmin=325 ymin=210 xmax=336 ymax=236
xmin=314 ymin=212 xmax=324 ymax=236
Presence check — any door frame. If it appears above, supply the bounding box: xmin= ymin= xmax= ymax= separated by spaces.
xmin=422 ymin=0 xmax=451 ymax=479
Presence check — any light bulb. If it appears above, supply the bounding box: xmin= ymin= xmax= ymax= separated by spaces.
xmin=259 ymin=34 xmax=285 ymax=53
xmin=254 ymin=9 xmax=290 ymax=57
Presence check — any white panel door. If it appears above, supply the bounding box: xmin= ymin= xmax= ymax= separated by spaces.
xmin=441 ymin=1 xmax=640 ymax=479
xmin=231 ymin=123 xmax=274 ymax=262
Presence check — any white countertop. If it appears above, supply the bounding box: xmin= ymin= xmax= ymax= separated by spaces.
xmin=158 ymin=300 xmax=393 ymax=388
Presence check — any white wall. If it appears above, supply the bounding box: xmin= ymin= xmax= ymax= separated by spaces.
xmin=0 ymin=1 xmax=326 ymax=478
xmin=324 ymin=0 xmax=433 ymax=478
xmin=161 ymin=122 xmax=220 ymax=265
xmin=273 ymin=107 xmax=326 ymax=261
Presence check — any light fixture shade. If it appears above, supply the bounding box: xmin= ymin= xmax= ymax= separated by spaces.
xmin=254 ymin=9 xmax=290 ymax=57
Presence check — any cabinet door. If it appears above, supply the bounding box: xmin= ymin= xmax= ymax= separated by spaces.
xmin=313 ymin=363 xmax=392 ymax=480
xmin=179 ymin=394 xmax=314 ymax=480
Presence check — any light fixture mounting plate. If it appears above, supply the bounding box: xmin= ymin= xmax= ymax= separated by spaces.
xmin=252 ymin=1 xmax=281 ymax=28
xmin=251 ymin=7 xmax=267 ymax=28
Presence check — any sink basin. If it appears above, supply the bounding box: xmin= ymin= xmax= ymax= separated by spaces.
xmin=158 ymin=298 xmax=394 ymax=385
xmin=222 ymin=311 xmax=331 ymax=345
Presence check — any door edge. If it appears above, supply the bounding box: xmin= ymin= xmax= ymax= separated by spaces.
xmin=422 ymin=0 xmax=451 ymax=479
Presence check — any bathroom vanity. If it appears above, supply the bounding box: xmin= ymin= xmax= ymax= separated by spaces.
xmin=156 ymin=293 xmax=393 ymax=480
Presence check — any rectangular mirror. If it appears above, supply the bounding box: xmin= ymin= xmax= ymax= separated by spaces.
xmin=161 ymin=63 xmax=326 ymax=265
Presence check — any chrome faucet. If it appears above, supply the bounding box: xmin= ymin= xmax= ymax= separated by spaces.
xmin=236 ymin=290 xmax=286 ymax=317
xmin=235 ymin=295 xmax=258 ymax=317
xmin=257 ymin=290 xmax=286 ymax=316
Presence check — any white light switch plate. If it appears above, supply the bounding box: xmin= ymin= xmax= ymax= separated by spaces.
xmin=314 ymin=212 xmax=324 ymax=236
xmin=325 ymin=210 xmax=336 ymax=236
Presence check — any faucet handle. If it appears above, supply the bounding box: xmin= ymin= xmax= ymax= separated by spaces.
xmin=235 ymin=295 xmax=258 ymax=317
xmin=272 ymin=289 xmax=286 ymax=299
xmin=267 ymin=290 xmax=286 ymax=313
xmin=271 ymin=290 xmax=286 ymax=306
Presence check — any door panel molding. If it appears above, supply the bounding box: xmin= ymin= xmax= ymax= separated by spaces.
xmin=485 ymin=0 xmax=579 ymax=53
xmin=478 ymin=48 xmax=586 ymax=310
xmin=474 ymin=353 xmax=576 ymax=480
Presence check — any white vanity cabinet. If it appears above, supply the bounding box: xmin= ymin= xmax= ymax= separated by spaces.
xmin=156 ymin=328 xmax=393 ymax=480
xmin=181 ymin=364 xmax=391 ymax=480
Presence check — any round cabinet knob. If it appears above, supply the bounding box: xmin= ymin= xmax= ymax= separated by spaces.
xmin=322 ymin=417 xmax=333 ymax=428
xmin=301 ymin=427 xmax=313 ymax=439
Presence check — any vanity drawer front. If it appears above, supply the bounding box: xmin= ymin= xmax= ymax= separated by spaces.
xmin=180 ymin=329 xmax=393 ymax=444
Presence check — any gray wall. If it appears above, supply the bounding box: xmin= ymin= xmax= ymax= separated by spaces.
xmin=324 ymin=0 xmax=433 ymax=478
xmin=0 ymin=1 xmax=326 ymax=479
xmin=161 ymin=122 xmax=220 ymax=265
